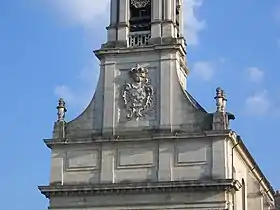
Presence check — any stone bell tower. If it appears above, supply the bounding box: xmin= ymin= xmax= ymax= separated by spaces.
xmin=107 ymin=0 xmax=184 ymax=45
xmin=39 ymin=1 xmax=276 ymax=210
xmin=73 ymin=0 xmax=208 ymax=136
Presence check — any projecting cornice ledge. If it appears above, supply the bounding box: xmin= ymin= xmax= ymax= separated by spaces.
xmin=43 ymin=130 xmax=231 ymax=149
xmin=95 ymin=40 xmax=186 ymax=60
xmin=39 ymin=179 xmax=240 ymax=198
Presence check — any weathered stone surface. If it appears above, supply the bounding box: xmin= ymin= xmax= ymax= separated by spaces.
xmin=48 ymin=137 xmax=215 ymax=185
xmin=48 ymin=190 xmax=227 ymax=209
xmin=63 ymin=45 xmax=211 ymax=139
xmin=40 ymin=0 xmax=276 ymax=209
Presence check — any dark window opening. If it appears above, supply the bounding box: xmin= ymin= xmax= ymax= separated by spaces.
xmin=242 ymin=179 xmax=246 ymax=210
xmin=176 ymin=4 xmax=180 ymax=37
xmin=129 ymin=2 xmax=151 ymax=32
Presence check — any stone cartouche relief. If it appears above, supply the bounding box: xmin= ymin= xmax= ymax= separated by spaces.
xmin=122 ymin=64 xmax=154 ymax=120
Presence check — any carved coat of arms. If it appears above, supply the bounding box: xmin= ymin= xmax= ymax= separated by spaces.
xmin=122 ymin=65 xmax=154 ymax=120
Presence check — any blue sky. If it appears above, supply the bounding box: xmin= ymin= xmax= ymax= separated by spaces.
xmin=0 ymin=0 xmax=280 ymax=209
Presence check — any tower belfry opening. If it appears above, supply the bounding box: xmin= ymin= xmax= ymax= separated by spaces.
xmin=176 ymin=0 xmax=181 ymax=37
xmin=129 ymin=0 xmax=151 ymax=32
xmin=106 ymin=0 xmax=185 ymax=47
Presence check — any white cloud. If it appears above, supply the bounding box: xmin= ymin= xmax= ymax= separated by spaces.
xmin=192 ymin=61 xmax=213 ymax=81
xmin=54 ymin=85 xmax=75 ymax=103
xmin=184 ymin=0 xmax=206 ymax=45
xmin=46 ymin=0 xmax=205 ymax=44
xmin=48 ymin=0 xmax=110 ymax=27
xmin=219 ymin=57 xmax=226 ymax=64
xmin=245 ymin=90 xmax=272 ymax=116
xmin=54 ymin=60 xmax=99 ymax=110
xmin=246 ymin=67 xmax=264 ymax=83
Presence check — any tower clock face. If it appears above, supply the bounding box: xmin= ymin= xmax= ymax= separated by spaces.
xmin=131 ymin=0 xmax=150 ymax=8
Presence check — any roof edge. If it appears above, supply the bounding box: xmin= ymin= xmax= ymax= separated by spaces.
xmin=39 ymin=179 xmax=238 ymax=198
xmin=43 ymin=130 xmax=231 ymax=148
xmin=228 ymin=131 xmax=275 ymax=200
xmin=184 ymin=90 xmax=208 ymax=113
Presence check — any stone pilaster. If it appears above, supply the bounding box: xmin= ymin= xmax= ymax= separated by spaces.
xmin=151 ymin=0 xmax=162 ymax=39
xmin=212 ymin=112 xmax=229 ymax=131
xmin=102 ymin=62 xmax=116 ymax=135
xmin=158 ymin=142 xmax=173 ymax=181
xmin=50 ymin=149 xmax=63 ymax=185
xmin=52 ymin=121 xmax=66 ymax=139
xmin=171 ymin=0 xmax=176 ymax=23
xmin=159 ymin=53 xmax=173 ymax=129
xmin=110 ymin=0 xmax=118 ymax=25
xmin=212 ymin=138 xmax=227 ymax=179
xmin=100 ymin=145 xmax=115 ymax=183
xmin=117 ymin=0 xmax=129 ymax=44
xmin=178 ymin=0 xmax=184 ymax=37
xmin=107 ymin=0 xmax=119 ymax=42
xmin=162 ymin=0 xmax=175 ymax=37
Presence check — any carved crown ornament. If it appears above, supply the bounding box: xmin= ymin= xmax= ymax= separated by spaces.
xmin=131 ymin=0 xmax=150 ymax=8
xmin=122 ymin=64 xmax=154 ymax=120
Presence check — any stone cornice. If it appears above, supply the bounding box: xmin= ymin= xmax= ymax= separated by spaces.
xmin=43 ymin=130 xmax=231 ymax=149
xmin=228 ymin=130 xmax=275 ymax=201
xmin=94 ymin=40 xmax=186 ymax=60
xmin=39 ymin=179 xmax=238 ymax=199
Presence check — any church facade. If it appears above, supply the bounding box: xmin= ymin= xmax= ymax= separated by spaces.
xmin=39 ymin=0 xmax=276 ymax=209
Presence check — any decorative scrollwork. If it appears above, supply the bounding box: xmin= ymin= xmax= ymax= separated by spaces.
xmin=131 ymin=0 xmax=150 ymax=8
xmin=122 ymin=64 xmax=154 ymax=120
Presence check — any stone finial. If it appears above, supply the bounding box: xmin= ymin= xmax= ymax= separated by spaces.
xmin=56 ymin=98 xmax=67 ymax=122
xmin=221 ymin=89 xmax=227 ymax=112
xmin=212 ymin=87 xmax=235 ymax=131
xmin=214 ymin=87 xmax=227 ymax=112
xmin=214 ymin=87 xmax=223 ymax=112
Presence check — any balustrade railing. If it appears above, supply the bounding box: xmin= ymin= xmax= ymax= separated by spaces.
xmin=128 ymin=31 xmax=151 ymax=47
